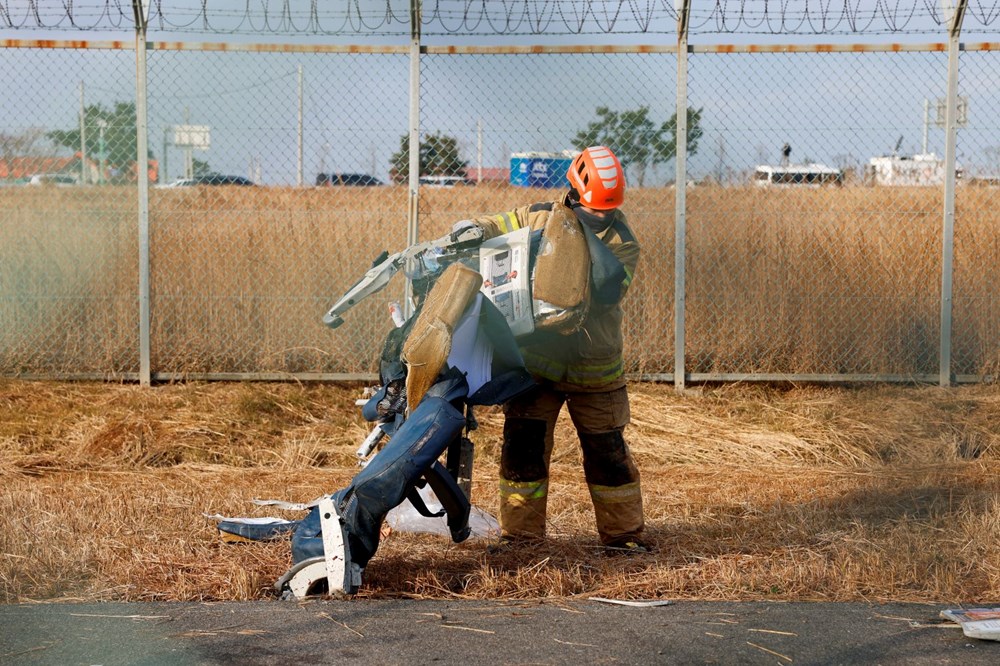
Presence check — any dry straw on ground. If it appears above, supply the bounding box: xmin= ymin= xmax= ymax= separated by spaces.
xmin=2 ymin=379 xmax=998 ymax=604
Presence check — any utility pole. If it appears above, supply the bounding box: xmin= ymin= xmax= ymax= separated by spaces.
xmin=297 ymin=64 xmax=304 ymax=187
xmin=922 ymin=98 xmax=930 ymax=154
xmin=184 ymin=107 xmax=192 ymax=178
xmin=319 ymin=141 xmax=329 ymax=176
xmin=79 ymin=82 xmax=87 ymax=184
xmin=716 ymin=134 xmax=726 ymax=183
xmin=477 ymin=119 xmax=483 ymax=183
xmin=96 ymin=119 xmax=108 ymax=184
xmin=162 ymin=127 xmax=170 ymax=183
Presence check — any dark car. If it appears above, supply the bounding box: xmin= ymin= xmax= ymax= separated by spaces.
xmin=316 ymin=173 xmax=382 ymax=187
xmin=161 ymin=174 xmax=255 ymax=187
xmin=192 ymin=174 xmax=255 ymax=186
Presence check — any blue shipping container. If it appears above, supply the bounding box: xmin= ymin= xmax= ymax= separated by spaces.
xmin=510 ymin=152 xmax=574 ymax=188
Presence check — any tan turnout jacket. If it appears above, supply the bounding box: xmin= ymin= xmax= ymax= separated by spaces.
xmin=472 ymin=196 xmax=640 ymax=390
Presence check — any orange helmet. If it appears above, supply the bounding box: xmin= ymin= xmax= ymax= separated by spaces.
xmin=567 ymin=146 xmax=625 ymax=210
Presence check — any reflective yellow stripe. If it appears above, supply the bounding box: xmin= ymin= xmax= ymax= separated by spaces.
xmin=499 ymin=478 xmax=548 ymax=501
xmin=566 ymin=356 xmax=624 ymax=386
xmin=522 ymin=350 xmax=624 ymax=386
xmin=622 ymin=265 xmax=634 ymax=287
xmin=522 ymin=351 xmax=566 ymax=382
xmin=589 ymin=481 xmax=641 ymax=504
xmin=493 ymin=211 xmax=521 ymax=234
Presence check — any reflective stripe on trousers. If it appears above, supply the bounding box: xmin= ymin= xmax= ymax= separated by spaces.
xmin=498 ymin=477 xmax=548 ymax=538
xmin=589 ymin=480 xmax=644 ymax=544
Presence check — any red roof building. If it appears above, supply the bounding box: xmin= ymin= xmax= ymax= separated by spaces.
xmin=0 ymin=152 xmax=159 ymax=184
xmin=468 ymin=167 xmax=510 ymax=184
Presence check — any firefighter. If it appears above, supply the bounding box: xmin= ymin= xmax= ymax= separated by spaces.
xmin=461 ymin=146 xmax=648 ymax=554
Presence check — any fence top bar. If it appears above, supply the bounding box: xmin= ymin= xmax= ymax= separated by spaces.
xmin=152 ymin=41 xmax=411 ymax=54
xmin=5 ymin=38 xmax=996 ymax=54
xmin=422 ymin=44 xmax=677 ymax=54
xmin=693 ymin=41 xmax=997 ymax=54
xmin=1 ymin=38 xmax=134 ymax=49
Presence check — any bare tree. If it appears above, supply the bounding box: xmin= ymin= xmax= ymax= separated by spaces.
xmin=0 ymin=128 xmax=53 ymax=160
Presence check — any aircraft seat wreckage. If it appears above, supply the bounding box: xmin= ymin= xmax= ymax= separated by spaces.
xmin=213 ymin=207 xmax=622 ymax=598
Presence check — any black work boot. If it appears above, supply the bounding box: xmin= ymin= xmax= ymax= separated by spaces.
xmin=603 ymin=537 xmax=654 ymax=556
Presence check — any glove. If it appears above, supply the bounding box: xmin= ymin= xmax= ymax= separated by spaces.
xmin=448 ymin=221 xmax=485 ymax=246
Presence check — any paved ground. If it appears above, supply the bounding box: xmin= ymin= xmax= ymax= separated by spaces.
xmin=2 ymin=599 xmax=998 ymax=665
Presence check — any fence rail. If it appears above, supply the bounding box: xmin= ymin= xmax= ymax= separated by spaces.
xmin=2 ymin=2 xmax=998 ymax=387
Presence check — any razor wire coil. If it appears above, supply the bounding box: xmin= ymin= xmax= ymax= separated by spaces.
xmin=3 ymin=1 xmax=1000 ymax=37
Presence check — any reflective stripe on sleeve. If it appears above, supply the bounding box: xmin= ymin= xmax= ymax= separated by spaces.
xmin=493 ymin=211 xmax=521 ymax=234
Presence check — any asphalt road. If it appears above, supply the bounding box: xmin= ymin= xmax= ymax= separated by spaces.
xmin=2 ymin=600 xmax=998 ymax=665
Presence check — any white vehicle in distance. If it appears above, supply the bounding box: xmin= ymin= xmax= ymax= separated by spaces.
xmin=28 ymin=173 xmax=78 ymax=186
xmin=418 ymin=174 xmax=473 ymax=187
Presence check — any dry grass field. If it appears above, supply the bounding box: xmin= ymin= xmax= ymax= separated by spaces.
xmin=1 ymin=183 xmax=998 ymax=377
xmin=2 ymin=183 xmax=999 ymax=604
xmin=2 ymin=379 xmax=998 ymax=604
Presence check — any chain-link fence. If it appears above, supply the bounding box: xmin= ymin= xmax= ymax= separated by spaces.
xmin=686 ymin=49 xmax=951 ymax=379
xmin=1 ymin=1 xmax=998 ymax=384
xmin=0 ymin=46 xmax=140 ymax=376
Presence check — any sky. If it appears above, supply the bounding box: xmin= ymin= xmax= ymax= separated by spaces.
xmin=2 ymin=1 xmax=999 ymax=184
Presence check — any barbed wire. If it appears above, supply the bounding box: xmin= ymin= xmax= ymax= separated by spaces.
xmin=2 ymin=1 xmax=999 ymax=37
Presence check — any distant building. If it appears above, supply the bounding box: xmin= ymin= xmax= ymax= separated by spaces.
xmin=0 ymin=154 xmax=92 ymax=184
xmin=866 ymin=153 xmax=961 ymax=186
xmin=753 ymin=163 xmax=844 ymax=187
xmin=468 ymin=167 xmax=510 ymax=184
xmin=510 ymin=151 xmax=576 ymax=188
xmin=0 ymin=152 xmax=158 ymax=184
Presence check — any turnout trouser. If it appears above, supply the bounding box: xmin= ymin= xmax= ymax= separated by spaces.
xmin=499 ymin=382 xmax=644 ymax=544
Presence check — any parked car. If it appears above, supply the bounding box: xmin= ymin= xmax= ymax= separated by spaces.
xmin=316 ymin=173 xmax=382 ymax=187
xmin=192 ymin=174 xmax=255 ymax=186
xmin=158 ymin=178 xmax=197 ymax=188
xmin=161 ymin=174 xmax=255 ymax=187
